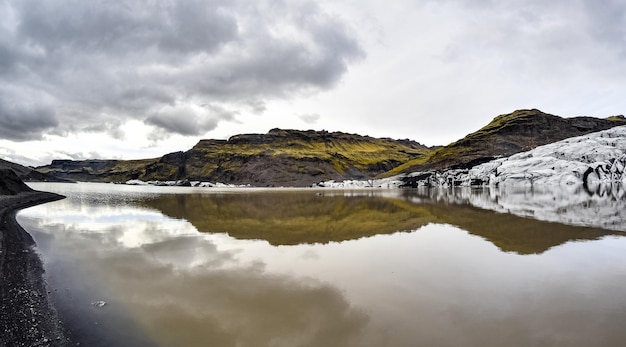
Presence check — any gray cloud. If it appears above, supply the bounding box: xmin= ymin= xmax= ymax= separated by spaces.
xmin=0 ymin=0 xmax=363 ymax=141
xmin=299 ymin=113 xmax=321 ymax=124
xmin=146 ymin=106 xmax=218 ymax=137
xmin=435 ymin=0 xmax=626 ymax=72
xmin=582 ymin=0 xmax=626 ymax=55
xmin=407 ymin=0 xmax=626 ymax=140
xmin=0 ymin=91 xmax=58 ymax=141
xmin=57 ymin=150 xmax=107 ymax=161
xmin=145 ymin=103 xmax=237 ymax=137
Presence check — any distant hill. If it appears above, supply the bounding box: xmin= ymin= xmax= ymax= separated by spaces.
xmin=37 ymin=129 xmax=430 ymax=186
xmin=387 ymin=109 xmax=626 ymax=175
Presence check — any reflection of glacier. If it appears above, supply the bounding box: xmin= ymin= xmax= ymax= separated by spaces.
xmin=421 ymin=186 xmax=626 ymax=232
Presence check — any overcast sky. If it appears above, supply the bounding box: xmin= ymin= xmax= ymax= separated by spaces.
xmin=1 ymin=0 xmax=625 ymax=166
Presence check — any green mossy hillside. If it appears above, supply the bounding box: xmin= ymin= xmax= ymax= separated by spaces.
xmin=185 ymin=129 xmax=429 ymax=183
xmin=37 ymin=129 xmax=430 ymax=186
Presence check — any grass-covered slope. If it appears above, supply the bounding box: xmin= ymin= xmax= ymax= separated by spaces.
xmin=185 ymin=129 xmax=429 ymax=185
xmin=389 ymin=109 xmax=626 ymax=175
xmin=37 ymin=129 xmax=429 ymax=186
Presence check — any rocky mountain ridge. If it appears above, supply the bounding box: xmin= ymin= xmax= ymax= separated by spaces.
xmin=38 ymin=128 xmax=430 ymax=186
xmin=34 ymin=109 xmax=626 ymax=187
xmin=388 ymin=109 xmax=626 ymax=174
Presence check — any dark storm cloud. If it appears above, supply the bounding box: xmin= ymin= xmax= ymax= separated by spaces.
xmin=16 ymin=0 xmax=237 ymax=55
xmin=0 ymin=0 xmax=363 ymax=141
xmin=145 ymin=103 xmax=237 ymax=137
xmin=0 ymin=95 xmax=58 ymax=141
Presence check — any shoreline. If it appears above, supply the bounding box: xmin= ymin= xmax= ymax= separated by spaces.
xmin=0 ymin=191 xmax=67 ymax=347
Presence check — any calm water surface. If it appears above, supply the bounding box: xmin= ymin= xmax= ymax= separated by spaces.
xmin=18 ymin=183 xmax=626 ymax=347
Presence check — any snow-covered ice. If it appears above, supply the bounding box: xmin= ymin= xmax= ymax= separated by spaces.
xmin=470 ymin=125 xmax=626 ymax=188
xmin=399 ymin=125 xmax=626 ymax=190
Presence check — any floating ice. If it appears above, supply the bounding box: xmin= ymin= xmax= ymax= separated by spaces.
xmin=91 ymin=300 xmax=107 ymax=308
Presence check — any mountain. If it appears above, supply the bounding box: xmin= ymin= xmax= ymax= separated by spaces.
xmin=36 ymin=109 xmax=626 ymax=186
xmin=37 ymin=129 xmax=430 ymax=186
xmin=387 ymin=109 xmax=626 ymax=175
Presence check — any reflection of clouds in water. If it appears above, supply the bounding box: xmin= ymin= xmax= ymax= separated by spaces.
xmin=23 ymin=199 xmax=199 ymax=248
xmin=141 ymin=235 xmax=238 ymax=269
xmin=299 ymin=249 xmax=321 ymax=260
xmin=23 ymin=209 xmax=369 ymax=347
xmin=112 ymin=251 xmax=369 ymax=347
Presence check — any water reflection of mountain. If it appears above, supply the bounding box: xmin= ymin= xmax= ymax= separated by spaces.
xmin=141 ymin=192 xmax=434 ymax=245
xmin=141 ymin=189 xmax=621 ymax=255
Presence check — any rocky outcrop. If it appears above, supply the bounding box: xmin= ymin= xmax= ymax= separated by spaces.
xmin=0 ymin=169 xmax=34 ymax=195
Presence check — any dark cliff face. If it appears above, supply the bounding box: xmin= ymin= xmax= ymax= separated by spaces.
xmin=396 ymin=109 xmax=626 ymax=172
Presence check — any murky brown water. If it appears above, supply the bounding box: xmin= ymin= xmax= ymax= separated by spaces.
xmin=18 ymin=183 xmax=626 ymax=347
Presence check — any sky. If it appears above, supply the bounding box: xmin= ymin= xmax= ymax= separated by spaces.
xmin=1 ymin=0 xmax=625 ymax=166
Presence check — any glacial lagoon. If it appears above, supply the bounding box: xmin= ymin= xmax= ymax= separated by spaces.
xmin=18 ymin=182 xmax=626 ymax=347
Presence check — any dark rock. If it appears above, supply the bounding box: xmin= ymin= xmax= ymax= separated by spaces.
xmin=0 ymin=169 xmax=34 ymax=195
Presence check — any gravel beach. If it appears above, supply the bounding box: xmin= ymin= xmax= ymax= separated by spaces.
xmin=0 ymin=191 xmax=67 ymax=347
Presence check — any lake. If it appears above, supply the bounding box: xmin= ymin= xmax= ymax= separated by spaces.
xmin=18 ymin=182 xmax=626 ymax=347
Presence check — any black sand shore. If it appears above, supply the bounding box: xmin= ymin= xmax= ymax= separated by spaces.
xmin=0 ymin=191 xmax=67 ymax=347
